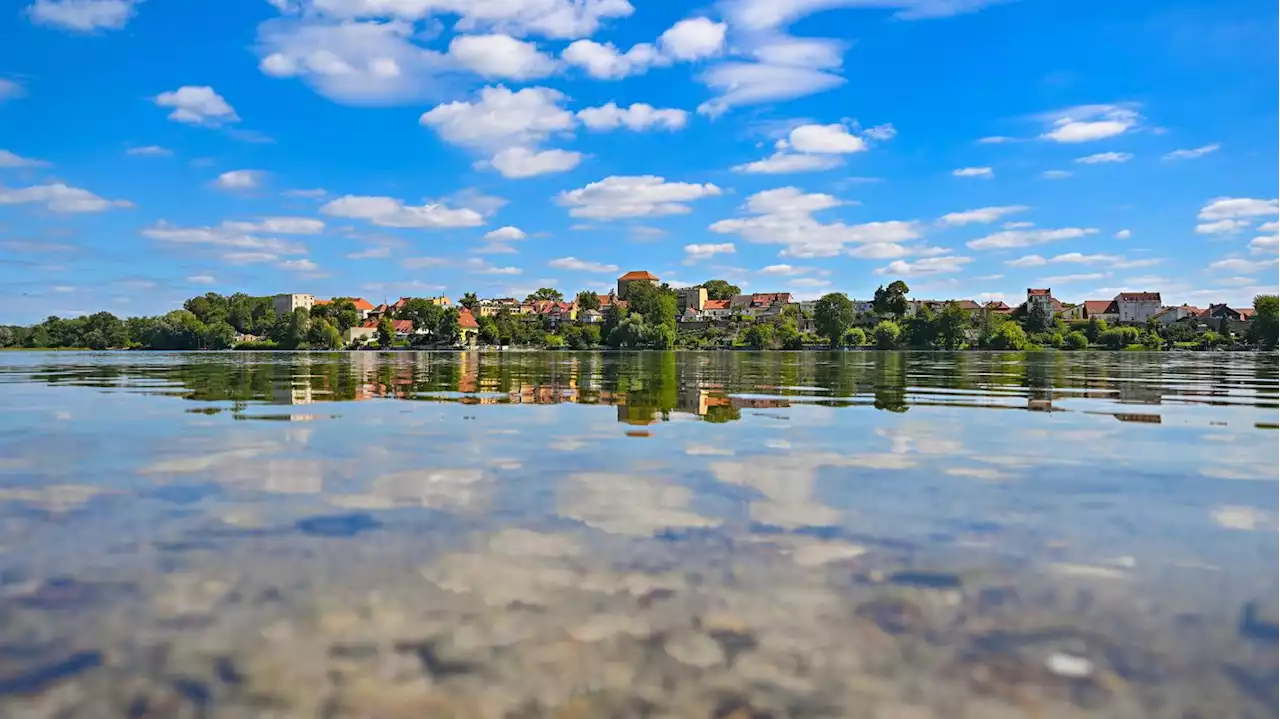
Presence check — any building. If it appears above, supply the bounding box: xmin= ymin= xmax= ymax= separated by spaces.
xmin=1151 ymin=305 xmax=1204 ymax=325
xmin=1115 ymin=292 xmax=1161 ymax=324
xmin=729 ymin=292 xmax=793 ymax=317
xmin=1061 ymin=299 xmax=1119 ymax=322
xmin=675 ymin=286 xmax=708 ymax=314
xmin=476 ymin=298 xmax=518 ymax=318
xmin=617 ymin=270 xmax=659 ymax=298
xmin=1026 ymin=288 xmax=1058 ymax=317
xmin=701 ymin=299 xmax=732 ymax=320
xmin=273 ymin=293 xmax=314 ymax=317
xmin=343 ymin=325 xmax=378 ymax=345
xmin=457 ymin=309 xmax=479 ymax=345
xmin=581 ymin=309 xmax=604 ymax=324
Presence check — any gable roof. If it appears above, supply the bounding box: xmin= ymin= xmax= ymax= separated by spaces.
xmin=953 ymin=299 xmax=982 ymax=310
xmin=618 ymin=270 xmax=659 ymax=281
xmin=457 ymin=309 xmax=479 ymax=329
xmin=1116 ymin=292 xmax=1160 ymax=302
xmin=1083 ymin=300 xmax=1118 ymax=316
xmin=350 ymin=297 xmax=374 ymax=311
xmin=704 ymin=299 xmax=730 ymax=310
xmin=1027 ymin=288 xmax=1052 ymax=297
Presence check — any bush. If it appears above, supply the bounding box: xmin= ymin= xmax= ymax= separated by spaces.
xmin=1064 ymin=331 xmax=1088 ymax=350
xmin=843 ymin=327 xmax=867 ymax=347
xmin=1029 ymin=331 xmax=1064 ymax=348
xmin=1099 ymin=326 xmax=1142 ymax=349
xmin=873 ymin=320 xmax=901 ymax=349
xmin=1140 ymin=331 xmax=1162 ymax=351
xmin=543 ymin=333 xmax=565 ymax=349
xmin=986 ymin=322 xmax=1028 ymax=350
xmin=233 ymin=340 xmax=279 ymax=350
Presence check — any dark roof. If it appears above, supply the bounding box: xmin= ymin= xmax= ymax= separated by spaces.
xmin=1116 ymin=292 xmax=1161 ymax=302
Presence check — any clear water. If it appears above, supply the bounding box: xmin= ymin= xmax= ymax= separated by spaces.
xmin=0 ymin=350 xmax=1275 ymax=718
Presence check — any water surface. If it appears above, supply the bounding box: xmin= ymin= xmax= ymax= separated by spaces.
xmin=0 ymin=350 xmax=1276 ymax=717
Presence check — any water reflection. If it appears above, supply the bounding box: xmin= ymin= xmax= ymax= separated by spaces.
xmin=0 ymin=350 xmax=1276 ymax=717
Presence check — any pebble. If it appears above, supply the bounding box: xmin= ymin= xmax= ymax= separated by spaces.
xmin=663 ymin=632 xmax=725 ymax=669
xmin=1045 ymin=652 xmax=1093 ymax=679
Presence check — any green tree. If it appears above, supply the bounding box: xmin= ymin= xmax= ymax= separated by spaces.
xmin=376 ymin=316 xmax=395 ymax=348
xmin=576 ymin=290 xmax=601 ymax=311
xmin=460 ymin=292 xmax=479 ymax=310
xmin=435 ymin=308 xmax=461 ymax=345
xmin=398 ymin=298 xmax=444 ymax=333
xmin=478 ymin=316 xmax=500 ymax=345
xmin=203 ymin=321 xmax=236 ymax=350
xmin=813 ymin=292 xmax=854 ymax=347
xmin=933 ymin=302 xmax=971 ymax=350
xmin=1140 ymin=331 xmax=1162 ymax=350
xmin=525 ymin=287 xmax=564 ymax=302
xmin=844 ymin=327 xmax=867 ymax=347
xmin=608 ymin=314 xmax=648 ymax=348
xmin=321 ymin=299 xmax=362 ymax=332
xmin=701 ymin=279 xmax=741 ymax=301
xmin=1200 ymin=330 xmax=1223 ymax=348
xmin=1085 ymin=317 xmax=1109 ymax=343
xmin=1248 ymin=294 xmax=1278 ymax=349
xmin=744 ymin=322 xmax=775 ymax=349
xmin=873 ymin=320 xmax=901 ymax=349
xmin=872 ymin=280 xmax=910 ymax=319
xmin=544 ymin=333 xmax=565 ymax=348
xmin=776 ymin=319 xmax=803 ymax=349
xmin=985 ymin=322 xmax=1028 ymax=350
xmin=1100 ymin=326 xmax=1142 ymax=349
xmin=1065 ymin=331 xmax=1088 ymax=350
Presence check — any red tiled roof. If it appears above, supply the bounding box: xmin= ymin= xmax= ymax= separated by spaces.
xmin=751 ymin=292 xmax=792 ymax=306
xmin=350 ymin=297 xmax=374 ymax=311
xmin=391 ymin=319 xmax=414 ymax=333
xmin=373 ymin=303 xmax=389 ymax=313
xmin=953 ymin=299 xmax=982 ymax=310
xmin=984 ymin=301 xmax=1010 ymax=310
xmin=392 ymin=297 xmax=412 ymax=308
xmin=1117 ymin=292 xmax=1160 ymax=302
xmin=704 ymin=299 xmax=730 ymax=310
xmin=1083 ymin=300 xmax=1117 ymax=316
xmin=1027 ymin=288 xmax=1051 ymax=296
xmin=457 ymin=309 xmax=479 ymax=329
xmin=1236 ymin=308 xmax=1255 ymax=318
xmin=618 ymin=270 xmax=659 ymax=281
xmin=313 ymin=299 xmax=331 ymax=306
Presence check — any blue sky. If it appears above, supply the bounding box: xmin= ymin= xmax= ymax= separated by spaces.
xmin=0 ymin=0 xmax=1276 ymax=323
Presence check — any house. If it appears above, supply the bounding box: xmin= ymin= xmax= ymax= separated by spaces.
xmin=983 ymin=301 xmax=1014 ymax=315
xmin=1152 ymin=305 xmax=1204 ymax=325
xmin=349 ymin=297 xmax=375 ymax=318
xmin=390 ymin=296 xmax=451 ymax=313
xmin=701 ymin=298 xmax=732 ymax=320
xmin=1202 ymin=304 xmax=1252 ymax=321
xmin=527 ymin=300 xmax=576 ymax=327
xmin=1115 ymin=292 xmax=1161 ymax=324
xmin=343 ymin=325 xmax=378 ymax=345
xmin=1025 ymin=288 xmax=1063 ymax=316
xmin=273 ymin=293 xmax=315 ymax=316
xmin=617 ymin=270 xmax=660 ymax=298
xmin=1061 ymin=299 xmax=1119 ymax=322
xmin=596 ymin=293 xmax=629 ymax=312
xmin=675 ymin=286 xmax=708 ymax=314
xmin=457 ymin=308 xmax=479 ymax=345
xmin=729 ymin=292 xmax=793 ymax=317
xmin=581 ymin=309 xmax=604 ymax=324
xmin=476 ymin=298 xmax=518 ymax=318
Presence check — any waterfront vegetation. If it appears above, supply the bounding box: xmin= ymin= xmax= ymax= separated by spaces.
xmin=2 ymin=282 xmax=1277 ymax=352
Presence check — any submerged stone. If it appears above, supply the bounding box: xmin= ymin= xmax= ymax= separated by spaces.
xmin=296 ymin=513 xmax=382 ymax=537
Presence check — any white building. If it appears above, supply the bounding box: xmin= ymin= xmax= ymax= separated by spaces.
xmin=273 ymin=293 xmax=315 ymax=317
xmin=1115 ymin=292 xmax=1162 ymax=324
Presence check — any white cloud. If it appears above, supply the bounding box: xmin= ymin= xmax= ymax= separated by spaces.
xmin=577 ymin=102 xmax=687 ymax=131
xmin=223 ymin=252 xmax=283 ymax=265
xmin=561 ymin=39 xmax=662 ymax=79
xmin=658 ymin=17 xmax=726 ymax=60
xmin=557 ymin=175 xmax=721 ymax=219
xmin=154 ymin=86 xmax=239 ymax=126
xmin=748 ymin=35 xmax=845 ymax=69
xmin=483 ymin=226 xmax=526 ymax=242
xmin=0 ymin=149 xmax=49 ymax=168
xmin=1075 ymin=152 xmax=1133 ymax=164
xmin=1195 ymin=219 xmax=1248 ymax=236
xmin=1163 ymin=144 xmax=1219 ymax=160
xmin=758 ymin=264 xmax=810 ymax=276
xmin=212 ymin=170 xmax=266 ymax=191
xmin=937 ymin=205 xmax=1028 ymax=226
xmin=267 ymin=0 xmax=634 ymax=39
xmin=1040 ymin=104 xmax=1141 ymax=143
xmin=0 ymin=79 xmax=25 ymax=102
xmin=1207 ymin=257 xmax=1279 ymax=274
xmin=447 ymin=34 xmax=556 ymax=80
xmin=0 ymin=183 xmax=132 ymax=213
xmin=1114 ymin=229 xmax=1131 ymax=239
xmin=347 ymin=246 xmax=392 ymax=259
xmin=142 ymin=221 xmax=307 ymax=258
xmin=1038 ymin=272 xmax=1107 ymax=284
xmin=978 ymin=135 xmax=1013 ymax=144
xmin=487 ymin=147 xmax=582 ymax=178
xmin=732 ymin=152 xmax=842 ymax=174
xmin=549 ymin=257 xmax=620 ymax=273
xmin=1259 ymin=221 xmax=1278 ymax=232
xmin=420 ymin=85 xmax=573 ymax=150
xmin=1004 ymin=221 xmax=1034 ymax=229
xmin=26 ymin=0 xmax=139 ymax=32
xmin=187 ymin=275 xmax=217 ymax=285
xmin=696 ymin=62 xmax=843 ymax=117
xmin=279 ymin=258 xmax=320 ymax=272
xmin=401 ymin=256 xmax=447 ymax=269
xmin=1197 ymin=197 xmax=1279 ymax=221
xmin=785 ymin=123 xmax=866 ymax=153
xmin=876 ymin=256 xmax=971 ymax=276
xmin=849 ymin=242 xmax=908 ymax=259
xmin=321 ymin=194 xmax=484 ymax=228
xmin=125 ymin=145 xmax=172 ymax=157
xmin=684 ymin=243 xmax=735 ymax=263
xmin=709 ymin=187 xmax=918 ymax=258
xmin=723 ymin=0 xmax=1007 ymax=29
xmin=863 ymin=123 xmax=897 ymax=141
xmin=222 ymin=217 xmax=325 ymax=234
xmin=1005 ymin=255 xmax=1046 ymax=267
xmin=1249 ymin=235 xmax=1278 ymax=255
xmin=952 ymin=166 xmax=993 ymax=178
xmin=968 ymin=227 xmax=1097 ymax=250
xmin=1041 ymin=169 xmax=1072 ymax=179
xmin=284 ymin=188 xmax=327 ymax=198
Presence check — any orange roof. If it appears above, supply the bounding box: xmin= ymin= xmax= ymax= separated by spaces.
xmin=704 ymin=299 xmax=730 ymax=310
xmin=391 ymin=319 xmax=414 ymax=333
xmin=1027 ymin=288 xmax=1051 ymax=296
xmin=1083 ymin=300 xmax=1118 ymax=315
xmin=953 ymin=300 xmax=982 ymax=310
xmin=350 ymin=297 xmax=374 ymax=311
xmin=313 ymin=299 xmax=331 ymax=306
xmin=457 ymin=309 xmax=479 ymax=329
xmin=618 ymin=270 xmax=659 ymax=281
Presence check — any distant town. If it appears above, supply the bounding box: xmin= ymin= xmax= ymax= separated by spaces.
xmin=1 ymin=269 xmax=1275 ymax=352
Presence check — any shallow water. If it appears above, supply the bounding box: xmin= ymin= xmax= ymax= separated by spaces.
xmin=0 ymin=350 xmax=1276 ymax=718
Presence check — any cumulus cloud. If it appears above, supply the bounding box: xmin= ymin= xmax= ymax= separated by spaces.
xmin=487 ymin=147 xmax=583 ymax=178
xmin=967 ymin=227 xmax=1098 ymax=250
xmin=1207 ymin=257 xmax=1280 ymax=274
xmin=696 ymin=62 xmax=843 ymax=117
xmin=1075 ymin=151 xmax=1133 ymax=164
xmin=876 ymin=256 xmax=971 ymax=276
xmin=0 ymin=183 xmax=132 ymax=213
xmin=1007 ymin=252 xmax=1158 ymax=269
xmin=732 ymin=153 xmax=842 ymax=174
xmin=1005 ymin=255 xmax=1046 ymax=267
xmin=1250 ymin=235 xmax=1278 ymax=255
xmin=26 ymin=0 xmax=140 ymax=32
xmin=734 ymin=121 xmax=886 ymax=174
xmin=279 ymin=258 xmax=320 ymax=272
xmin=154 ymin=86 xmax=240 ymax=126
xmin=549 ymin=256 xmax=620 ymax=273
xmin=284 ymin=188 xmax=327 ymax=198
xmin=785 ymin=123 xmax=867 ymax=153
xmin=1163 ymin=143 xmax=1219 ymax=160
xmin=1037 ymin=272 xmax=1107 ymax=284
xmin=709 ymin=186 xmax=919 ymax=258
xmin=0 ymin=149 xmax=49 ymax=168
xmin=978 ymin=135 xmax=1014 ymax=144
xmin=1195 ymin=219 xmax=1249 ymax=236
xmin=561 ymin=39 xmax=662 ymax=79
xmin=187 ymin=275 xmax=217 ymax=285
xmin=321 ymin=194 xmax=484 ymax=228
xmin=557 ymin=175 xmax=721 ymax=219
xmin=125 ymin=145 xmax=172 ymax=157
xmin=212 ymin=170 xmax=266 ymax=191
xmin=421 ymin=85 xmax=573 ymax=150
xmin=483 ymin=226 xmax=526 ymax=242
xmin=937 ymin=205 xmax=1028 ymax=226
xmin=221 ymin=217 xmax=325 ymax=234
xmin=1197 ymin=197 xmax=1278 ymax=221
xmin=952 ymin=166 xmax=993 ymax=178
xmin=142 ymin=220 xmax=308 ymax=260
xmin=447 ymin=34 xmax=557 ymax=80
xmin=1040 ymin=104 xmax=1141 ymax=143
xmin=659 ymin=17 xmax=726 ymax=60
xmin=577 ymin=102 xmax=687 ymax=131
xmin=758 ymin=264 xmax=811 ymax=276
xmin=1114 ymin=229 xmax=1131 ymax=239
xmin=683 ymin=243 xmax=735 ymax=263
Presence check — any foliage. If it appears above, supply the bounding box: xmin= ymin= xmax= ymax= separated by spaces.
xmin=933 ymin=302 xmax=971 ymax=349
xmin=744 ymin=322 xmax=775 ymax=349
xmin=608 ymin=314 xmax=649 ymax=348
xmin=1024 ymin=299 xmax=1056 ymax=333
xmin=525 ymin=287 xmax=564 ymax=302
xmin=478 ymin=315 xmax=500 ymax=345
xmin=1200 ymin=330 xmax=1224 ymax=348
xmin=233 ymin=339 xmax=279 ymax=350
xmin=1099 ymin=326 xmax=1142 ymax=350
xmin=1085 ymin=317 xmax=1109 ymax=343
xmin=460 ymin=292 xmax=479 ymax=310
xmin=985 ymin=322 xmax=1029 ymax=350
xmin=843 ymin=327 xmax=867 ymax=347
xmin=576 ymin=291 xmax=601 ymax=311
xmin=701 ymin=279 xmax=740 ymax=301
xmin=873 ymin=320 xmax=901 ymax=349
xmin=813 ymin=292 xmax=855 ymax=347
xmin=1029 ymin=331 xmax=1064 ymax=348
xmin=1249 ymin=294 xmax=1278 ymax=349
xmin=543 ymin=333 xmax=566 ymax=349
xmin=776 ymin=319 xmax=803 ymax=349
xmin=435 ymin=308 xmax=461 ymax=345
xmin=307 ymin=318 xmax=343 ymax=349
xmin=902 ymin=306 xmax=936 ymax=348
xmin=1065 ymin=331 xmax=1089 ymax=350
xmin=872 ymin=280 xmax=910 ymax=319
xmin=562 ymin=323 xmax=601 ymax=349
xmin=397 ymin=298 xmax=445 ymax=333
xmin=1140 ymin=331 xmax=1162 ymax=350
xmin=376 ymin=316 xmax=395 ymax=348
xmin=1158 ymin=321 xmax=1198 ymax=343
xmin=312 ymin=298 xmax=361 ymax=332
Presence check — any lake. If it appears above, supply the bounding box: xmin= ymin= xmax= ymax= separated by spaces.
xmin=0 ymin=350 xmax=1276 ymax=718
